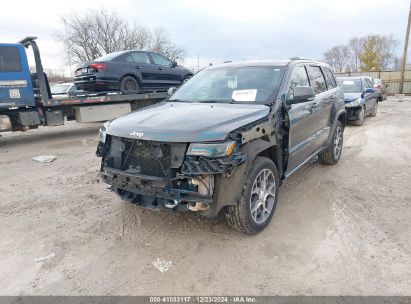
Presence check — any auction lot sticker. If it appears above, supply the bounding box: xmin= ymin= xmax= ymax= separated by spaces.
xmin=232 ymin=89 xmax=257 ymax=101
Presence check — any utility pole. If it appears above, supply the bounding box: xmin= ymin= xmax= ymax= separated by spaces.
xmin=400 ymin=0 xmax=411 ymax=94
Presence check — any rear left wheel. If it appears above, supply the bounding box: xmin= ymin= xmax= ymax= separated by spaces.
xmin=319 ymin=120 xmax=343 ymax=165
xmin=120 ymin=76 xmax=139 ymax=94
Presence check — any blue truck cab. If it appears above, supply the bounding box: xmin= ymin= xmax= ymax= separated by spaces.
xmin=0 ymin=43 xmax=35 ymax=108
xmin=0 ymin=37 xmax=53 ymax=132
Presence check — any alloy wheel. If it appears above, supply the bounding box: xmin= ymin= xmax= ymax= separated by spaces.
xmin=250 ymin=169 xmax=276 ymax=224
xmin=333 ymin=126 xmax=343 ymax=159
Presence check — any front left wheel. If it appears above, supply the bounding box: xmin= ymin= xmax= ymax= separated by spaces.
xmin=224 ymin=157 xmax=280 ymax=235
xmin=369 ymin=100 xmax=378 ymax=117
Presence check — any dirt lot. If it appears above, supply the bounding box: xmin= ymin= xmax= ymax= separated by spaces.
xmin=0 ymin=97 xmax=410 ymax=296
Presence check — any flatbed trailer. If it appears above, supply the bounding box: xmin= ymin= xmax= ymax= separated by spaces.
xmin=0 ymin=37 xmax=168 ymax=133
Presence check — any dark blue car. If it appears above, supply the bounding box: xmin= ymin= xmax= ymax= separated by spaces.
xmin=74 ymin=51 xmax=193 ymax=94
xmin=337 ymin=76 xmax=378 ymax=126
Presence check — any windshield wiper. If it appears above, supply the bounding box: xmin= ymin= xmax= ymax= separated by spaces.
xmin=197 ymin=100 xmax=234 ymax=104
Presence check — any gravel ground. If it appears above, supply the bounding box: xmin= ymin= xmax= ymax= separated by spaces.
xmin=0 ymin=97 xmax=410 ymax=295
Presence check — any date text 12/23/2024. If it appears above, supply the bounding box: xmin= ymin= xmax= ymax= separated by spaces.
xmin=149 ymin=296 xmax=257 ymax=303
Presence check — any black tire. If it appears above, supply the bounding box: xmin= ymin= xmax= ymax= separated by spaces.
xmin=182 ymin=75 xmax=192 ymax=83
xmin=319 ymin=120 xmax=343 ymax=165
xmin=120 ymin=76 xmax=139 ymax=94
xmin=224 ymin=157 xmax=280 ymax=235
xmin=369 ymin=100 xmax=378 ymax=117
xmin=352 ymin=106 xmax=365 ymax=126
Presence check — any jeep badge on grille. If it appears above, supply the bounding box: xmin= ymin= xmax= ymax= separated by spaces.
xmin=129 ymin=131 xmax=144 ymax=137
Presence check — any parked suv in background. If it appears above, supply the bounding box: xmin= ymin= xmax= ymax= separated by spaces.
xmin=96 ymin=59 xmax=345 ymax=234
xmin=337 ymin=76 xmax=378 ymax=126
xmin=373 ymin=78 xmax=388 ymax=101
xmin=74 ymin=51 xmax=193 ymax=94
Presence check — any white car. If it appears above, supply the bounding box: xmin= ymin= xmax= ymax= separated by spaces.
xmin=50 ymin=82 xmax=83 ymax=99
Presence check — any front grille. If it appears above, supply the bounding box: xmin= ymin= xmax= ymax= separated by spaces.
xmin=122 ymin=139 xmax=171 ymax=177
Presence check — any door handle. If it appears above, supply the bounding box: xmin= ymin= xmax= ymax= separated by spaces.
xmin=136 ymin=66 xmax=140 ymax=69
xmin=158 ymin=67 xmax=162 ymax=70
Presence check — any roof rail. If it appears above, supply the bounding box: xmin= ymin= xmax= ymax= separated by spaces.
xmin=289 ymin=57 xmax=317 ymax=61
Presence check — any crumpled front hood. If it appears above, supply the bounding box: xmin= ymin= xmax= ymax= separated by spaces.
xmin=105 ymin=101 xmax=270 ymax=142
xmin=344 ymin=92 xmax=362 ymax=103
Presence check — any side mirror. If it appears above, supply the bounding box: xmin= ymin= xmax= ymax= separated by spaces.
xmin=287 ymin=86 xmax=315 ymax=105
xmin=364 ymin=87 xmax=375 ymax=94
xmin=171 ymin=61 xmax=177 ymax=68
xmin=168 ymin=87 xmax=178 ymax=96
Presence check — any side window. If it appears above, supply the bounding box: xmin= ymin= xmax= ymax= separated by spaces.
xmin=131 ymin=52 xmax=150 ymax=64
xmin=307 ymin=66 xmax=327 ymax=94
xmin=150 ymin=53 xmax=172 ymax=66
xmin=322 ymin=67 xmax=337 ymax=89
xmin=287 ymin=66 xmax=310 ymax=99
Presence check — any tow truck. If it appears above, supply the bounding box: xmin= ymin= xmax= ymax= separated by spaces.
xmin=0 ymin=37 xmax=167 ymax=133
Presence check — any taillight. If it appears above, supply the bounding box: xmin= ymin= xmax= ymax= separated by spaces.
xmin=89 ymin=63 xmax=107 ymax=70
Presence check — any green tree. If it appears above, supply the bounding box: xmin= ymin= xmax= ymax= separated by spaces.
xmin=359 ymin=35 xmax=383 ymax=71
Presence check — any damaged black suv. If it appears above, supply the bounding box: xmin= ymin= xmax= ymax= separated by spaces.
xmin=96 ymin=59 xmax=346 ymax=234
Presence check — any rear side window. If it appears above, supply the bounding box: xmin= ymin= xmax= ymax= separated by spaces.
xmin=0 ymin=46 xmax=22 ymax=72
xmin=322 ymin=67 xmax=337 ymax=89
xmin=130 ymin=52 xmax=150 ymax=64
xmin=307 ymin=66 xmax=327 ymax=94
xmin=150 ymin=53 xmax=172 ymax=66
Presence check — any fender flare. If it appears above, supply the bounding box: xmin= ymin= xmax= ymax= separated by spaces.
xmin=203 ymin=139 xmax=275 ymax=217
xmin=325 ymin=108 xmax=346 ymax=147
xmin=121 ymin=72 xmax=143 ymax=86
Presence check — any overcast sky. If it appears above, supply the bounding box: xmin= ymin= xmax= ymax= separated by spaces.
xmin=0 ymin=0 xmax=409 ymax=74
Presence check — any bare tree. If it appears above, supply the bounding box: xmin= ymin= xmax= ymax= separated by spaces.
xmin=326 ymin=34 xmax=399 ymax=72
xmin=379 ymin=35 xmax=399 ymax=70
xmin=57 ymin=8 xmax=184 ymax=64
xmin=348 ymin=37 xmax=363 ymax=72
xmin=324 ymin=45 xmax=350 ymax=72
xmin=148 ymin=27 xmax=185 ymax=61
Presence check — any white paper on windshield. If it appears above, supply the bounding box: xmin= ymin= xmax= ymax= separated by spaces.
xmin=343 ymin=81 xmax=354 ymax=85
xmin=228 ymin=79 xmax=237 ymax=89
xmin=232 ymin=89 xmax=257 ymax=101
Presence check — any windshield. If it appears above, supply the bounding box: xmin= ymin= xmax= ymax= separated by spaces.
xmin=170 ymin=66 xmax=285 ymax=104
xmin=338 ymin=79 xmax=362 ymax=93
xmin=51 ymin=84 xmax=72 ymax=94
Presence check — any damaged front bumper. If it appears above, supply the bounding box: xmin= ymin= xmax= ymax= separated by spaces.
xmin=98 ymin=135 xmax=247 ymax=213
xmin=101 ymin=167 xmax=213 ymax=206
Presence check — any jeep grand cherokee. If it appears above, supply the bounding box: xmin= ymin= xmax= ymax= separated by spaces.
xmin=96 ymin=59 xmax=346 ymax=234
